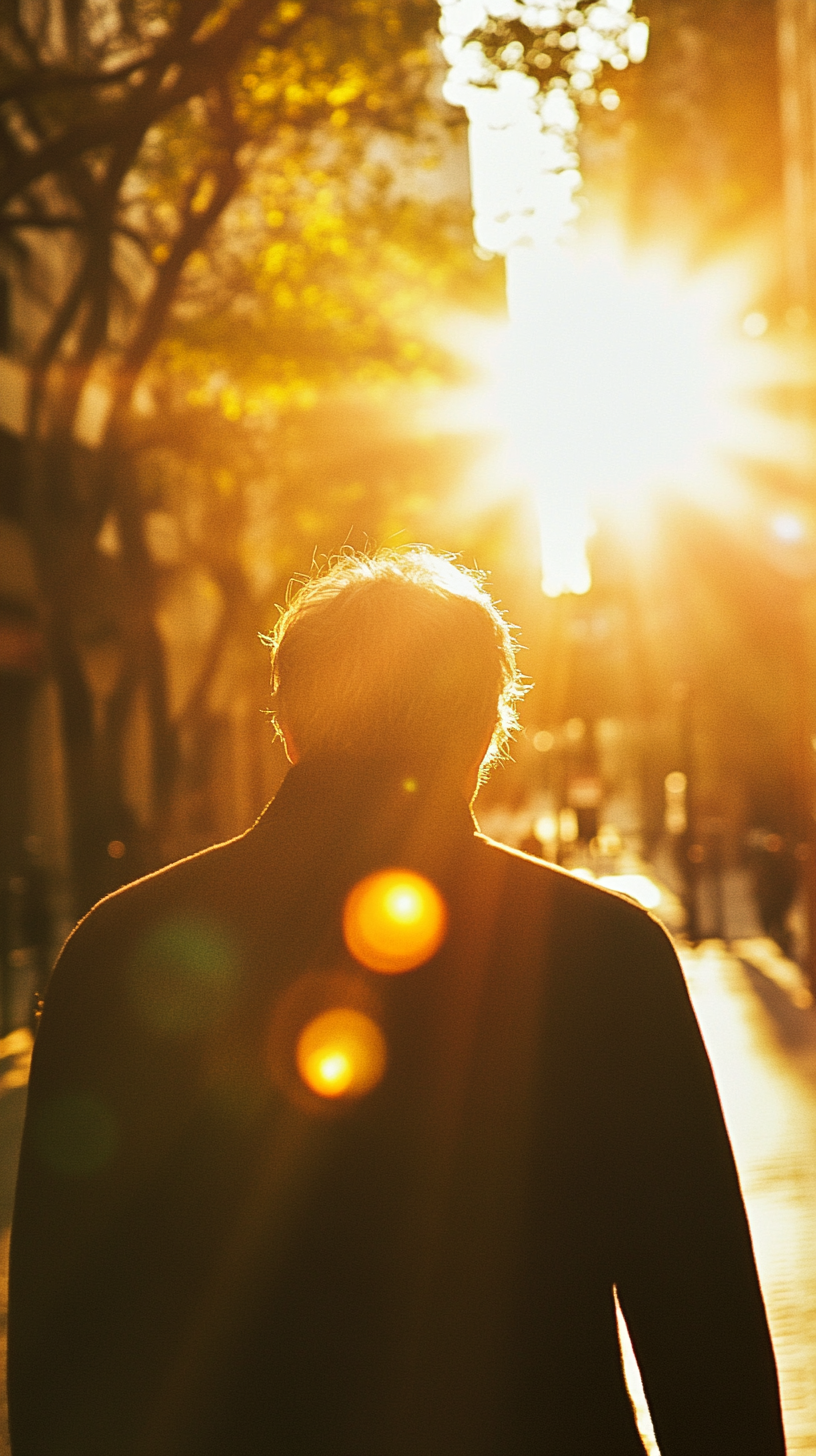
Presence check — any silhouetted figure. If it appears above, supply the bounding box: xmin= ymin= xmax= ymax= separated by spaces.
xmin=9 ymin=551 xmax=785 ymax=1455
xmin=2 ymin=850 xmax=52 ymax=1035
xmin=751 ymin=831 xmax=798 ymax=959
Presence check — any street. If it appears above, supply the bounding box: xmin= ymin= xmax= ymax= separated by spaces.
xmin=621 ymin=938 xmax=816 ymax=1455
xmin=684 ymin=941 xmax=816 ymax=1455
xmin=0 ymin=940 xmax=813 ymax=1454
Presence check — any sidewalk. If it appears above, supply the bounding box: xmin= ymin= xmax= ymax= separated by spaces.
xmin=623 ymin=939 xmax=816 ymax=1455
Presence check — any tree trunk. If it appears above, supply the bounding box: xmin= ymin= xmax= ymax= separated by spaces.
xmin=23 ymin=433 xmax=158 ymax=915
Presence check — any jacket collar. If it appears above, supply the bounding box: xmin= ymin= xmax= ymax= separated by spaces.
xmin=254 ymin=755 xmax=477 ymax=887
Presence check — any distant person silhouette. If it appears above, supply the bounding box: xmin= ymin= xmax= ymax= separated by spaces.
xmin=751 ymin=830 xmax=798 ymax=959
xmin=9 ymin=550 xmax=785 ymax=1455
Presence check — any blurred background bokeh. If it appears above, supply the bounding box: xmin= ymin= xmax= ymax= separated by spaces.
xmin=3 ymin=0 xmax=816 ymax=993
xmin=2 ymin=2 xmax=816 ymax=1450
xmin=0 ymin=0 xmax=809 ymax=953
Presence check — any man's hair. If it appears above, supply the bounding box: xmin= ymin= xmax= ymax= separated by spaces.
xmin=264 ymin=548 xmax=525 ymax=776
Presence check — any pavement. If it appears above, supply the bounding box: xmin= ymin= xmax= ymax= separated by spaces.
xmin=623 ymin=938 xmax=816 ymax=1455
xmin=0 ymin=943 xmax=813 ymax=1455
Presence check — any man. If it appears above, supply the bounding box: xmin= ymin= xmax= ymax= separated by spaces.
xmin=9 ymin=548 xmax=785 ymax=1455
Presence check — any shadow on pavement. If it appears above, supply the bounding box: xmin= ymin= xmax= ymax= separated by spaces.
xmin=737 ymin=960 xmax=816 ymax=1066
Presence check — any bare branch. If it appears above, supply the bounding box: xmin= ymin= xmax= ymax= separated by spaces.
xmin=0 ymin=119 xmax=119 ymax=206
xmin=26 ymin=250 xmax=96 ymax=431
xmin=0 ymin=212 xmax=148 ymax=250
xmin=73 ymin=238 xmax=112 ymax=367
xmin=0 ymin=52 xmax=153 ymax=105
xmin=0 ymin=3 xmax=40 ymax=68
xmin=0 ymin=211 xmax=84 ymax=225
xmin=112 ymin=222 xmax=149 ymax=251
xmin=0 ymin=0 xmax=273 ymax=207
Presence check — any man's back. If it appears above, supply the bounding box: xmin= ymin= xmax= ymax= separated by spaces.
xmin=8 ymin=758 xmax=784 ymax=1455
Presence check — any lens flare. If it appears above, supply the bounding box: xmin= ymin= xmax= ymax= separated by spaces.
xmin=343 ymin=869 xmax=448 ymax=973
xmin=296 ymin=1008 xmax=387 ymax=1099
xmin=428 ymin=222 xmax=813 ymax=600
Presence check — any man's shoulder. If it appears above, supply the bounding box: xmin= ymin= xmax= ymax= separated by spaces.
xmin=470 ymin=834 xmax=681 ymax=1014
xmin=473 ymin=831 xmax=659 ymax=929
xmin=59 ymin=823 xmax=262 ymax=963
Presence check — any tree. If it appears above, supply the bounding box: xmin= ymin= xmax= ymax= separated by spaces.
xmin=0 ymin=0 xmax=500 ymax=911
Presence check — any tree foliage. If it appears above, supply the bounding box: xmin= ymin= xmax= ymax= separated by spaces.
xmin=1 ymin=0 xmax=794 ymax=919
xmin=0 ymin=0 xmax=504 ymax=911
xmin=0 ymin=0 xmax=474 ymax=420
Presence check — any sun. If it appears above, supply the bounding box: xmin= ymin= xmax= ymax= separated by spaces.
xmin=429 ymin=230 xmax=811 ymax=596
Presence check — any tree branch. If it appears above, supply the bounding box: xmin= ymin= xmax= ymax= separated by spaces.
xmin=0 ymin=212 xmax=83 ymax=226
xmin=0 ymin=120 xmax=119 ymax=206
xmin=26 ymin=252 xmax=95 ymax=433
xmin=0 ymin=0 xmax=272 ymax=207
xmin=69 ymin=115 xmax=156 ymax=366
xmin=114 ymin=144 xmax=243 ymax=401
xmin=0 ymin=213 xmax=147 ymax=247
xmin=0 ymin=3 xmax=40 ymax=68
xmin=0 ymin=52 xmax=153 ymax=105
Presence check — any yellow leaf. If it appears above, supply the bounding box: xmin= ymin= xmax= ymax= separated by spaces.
xmin=220 ymin=388 xmax=242 ymax=421
xmin=326 ymin=80 xmax=362 ymax=107
xmin=191 ymin=173 xmax=216 ymax=214
xmin=263 ymin=242 xmax=287 ymax=273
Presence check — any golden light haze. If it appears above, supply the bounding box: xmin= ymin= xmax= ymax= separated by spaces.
xmin=428 ymin=229 xmax=812 ymax=598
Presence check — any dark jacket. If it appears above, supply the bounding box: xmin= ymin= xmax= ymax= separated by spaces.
xmin=8 ymin=758 xmax=785 ymax=1456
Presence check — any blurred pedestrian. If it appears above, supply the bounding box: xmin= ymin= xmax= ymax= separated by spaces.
xmin=750 ymin=829 xmax=798 ymax=959
xmin=9 ymin=549 xmax=785 ymax=1455
xmin=1 ymin=844 xmax=52 ymax=1036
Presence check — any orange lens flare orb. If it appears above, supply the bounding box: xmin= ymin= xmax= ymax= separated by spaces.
xmin=343 ymin=869 xmax=448 ymax=974
xmin=296 ymin=1008 xmax=387 ymax=1100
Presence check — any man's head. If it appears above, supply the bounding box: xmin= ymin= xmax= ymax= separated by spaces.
xmin=266 ymin=549 xmax=524 ymax=785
